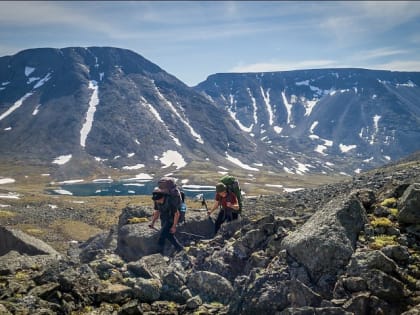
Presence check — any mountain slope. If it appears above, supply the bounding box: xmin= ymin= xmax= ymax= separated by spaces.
xmin=195 ymin=69 xmax=420 ymax=174
xmin=0 ymin=47 xmax=265 ymax=175
xmin=1 ymin=47 xmax=420 ymax=179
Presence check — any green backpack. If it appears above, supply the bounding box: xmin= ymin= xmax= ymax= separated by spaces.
xmin=220 ymin=175 xmax=243 ymax=212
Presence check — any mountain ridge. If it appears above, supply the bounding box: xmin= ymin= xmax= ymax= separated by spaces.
xmin=0 ymin=47 xmax=264 ymax=175
xmin=1 ymin=47 xmax=420 ymax=181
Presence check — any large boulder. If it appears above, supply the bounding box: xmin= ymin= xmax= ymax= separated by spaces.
xmin=229 ymin=271 xmax=290 ymax=315
xmin=116 ymin=223 xmax=160 ymax=261
xmin=116 ymin=206 xmax=214 ymax=261
xmin=0 ymin=250 xmax=61 ymax=275
xmin=281 ymin=193 xmax=368 ymax=283
xmin=346 ymin=250 xmax=398 ymax=275
xmin=77 ymin=227 xmax=118 ymax=263
xmin=0 ymin=226 xmax=61 ymax=257
xmin=186 ymin=270 xmax=235 ymax=304
xmin=338 ymin=249 xmax=408 ymax=312
xmin=398 ymin=183 xmax=420 ymax=224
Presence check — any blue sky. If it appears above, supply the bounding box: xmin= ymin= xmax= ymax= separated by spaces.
xmin=1 ymin=1 xmax=420 ymax=86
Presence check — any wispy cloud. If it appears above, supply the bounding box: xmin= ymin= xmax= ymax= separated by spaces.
xmin=317 ymin=1 xmax=420 ymax=43
xmin=0 ymin=1 xmax=419 ymax=84
xmin=354 ymin=47 xmax=410 ymax=61
xmin=372 ymin=60 xmax=420 ymax=72
xmin=230 ymin=60 xmax=339 ymax=73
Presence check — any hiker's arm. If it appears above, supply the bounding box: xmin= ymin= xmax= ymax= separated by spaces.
xmin=170 ymin=210 xmax=180 ymax=234
xmin=150 ymin=210 xmax=159 ymax=227
xmin=227 ymin=195 xmax=239 ymax=210
xmin=207 ymin=201 xmax=219 ymax=216
xmin=227 ymin=200 xmax=239 ymax=211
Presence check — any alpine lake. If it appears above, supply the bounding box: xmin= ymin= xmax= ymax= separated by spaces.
xmin=48 ymin=180 xmax=216 ymax=201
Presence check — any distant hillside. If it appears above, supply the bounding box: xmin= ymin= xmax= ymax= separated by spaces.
xmin=195 ymin=69 xmax=420 ymax=174
xmin=0 ymin=47 xmax=419 ymax=180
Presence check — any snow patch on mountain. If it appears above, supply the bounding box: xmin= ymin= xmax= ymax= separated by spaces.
xmin=140 ymin=96 xmax=181 ymax=146
xmin=33 ymin=72 xmax=52 ymax=89
xmin=159 ymin=150 xmax=186 ymax=169
xmin=25 ymin=66 xmax=35 ymax=77
xmin=369 ymin=115 xmax=381 ymax=144
xmin=122 ymin=164 xmax=145 ymax=170
xmin=52 ymin=154 xmax=72 ymax=165
xmin=0 ymin=92 xmax=33 ymax=121
xmin=225 ymin=152 xmax=259 ymax=171
xmin=0 ymin=177 xmax=15 ymax=185
xmin=261 ymin=87 xmax=282 ymax=133
xmin=247 ymin=88 xmax=258 ymax=127
xmin=228 ymin=107 xmax=253 ymax=133
xmin=396 ymin=81 xmax=416 ymax=87
xmin=281 ymin=91 xmax=294 ymax=128
xmin=153 ymin=83 xmax=203 ymax=144
xmin=80 ymin=80 xmax=99 ymax=148
xmin=339 ymin=144 xmax=357 ymax=153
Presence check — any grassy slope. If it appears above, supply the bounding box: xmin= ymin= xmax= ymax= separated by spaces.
xmin=0 ymin=158 xmax=347 ymax=252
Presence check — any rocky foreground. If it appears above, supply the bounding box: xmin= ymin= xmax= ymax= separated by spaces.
xmin=1 ymin=158 xmax=420 ymax=315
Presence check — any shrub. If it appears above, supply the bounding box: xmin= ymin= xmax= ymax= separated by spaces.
xmin=0 ymin=210 xmax=16 ymax=218
xmin=369 ymin=235 xmax=397 ymax=249
xmin=380 ymin=197 xmax=397 ymax=207
xmin=127 ymin=217 xmax=149 ymax=224
xmin=389 ymin=208 xmax=399 ymax=216
xmin=371 ymin=217 xmax=393 ymax=228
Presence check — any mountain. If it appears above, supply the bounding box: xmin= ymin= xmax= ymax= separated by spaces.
xmin=1 ymin=47 xmax=420 ymax=179
xmin=195 ymin=69 xmax=420 ymax=175
xmin=0 ymin=47 xmax=265 ymax=178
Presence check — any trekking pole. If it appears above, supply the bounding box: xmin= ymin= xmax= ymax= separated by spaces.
xmin=201 ymin=195 xmax=209 ymax=211
xmin=151 ymin=223 xmax=205 ymax=238
xmin=148 ymin=225 xmax=159 ymax=232
xmin=179 ymin=231 xmax=206 ymax=238
xmin=202 ymin=195 xmax=215 ymax=224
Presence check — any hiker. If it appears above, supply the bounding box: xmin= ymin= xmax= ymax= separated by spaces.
xmin=207 ymin=182 xmax=240 ymax=234
xmin=149 ymin=187 xmax=184 ymax=254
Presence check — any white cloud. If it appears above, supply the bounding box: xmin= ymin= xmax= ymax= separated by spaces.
xmin=372 ymin=60 xmax=420 ymax=72
xmin=1 ymin=1 xmax=419 ymax=85
xmin=356 ymin=47 xmax=410 ymax=60
xmin=318 ymin=2 xmax=420 ymax=40
xmin=0 ymin=2 xmax=116 ymax=34
xmin=231 ymin=59 xmax=337 ymax=73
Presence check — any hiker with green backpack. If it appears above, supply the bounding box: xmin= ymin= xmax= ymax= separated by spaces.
xmin=207 ymin=181 xmax=240 ymax=234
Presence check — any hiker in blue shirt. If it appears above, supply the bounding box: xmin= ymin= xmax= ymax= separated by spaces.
xmin=150 ymin=188 xmax=183 ymax=254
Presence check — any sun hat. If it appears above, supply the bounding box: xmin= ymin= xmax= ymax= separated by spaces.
xmin=215 ymin=182 xmax=227 ymax=193
xmin=152 ymin=187 xmax=165 ymax=200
